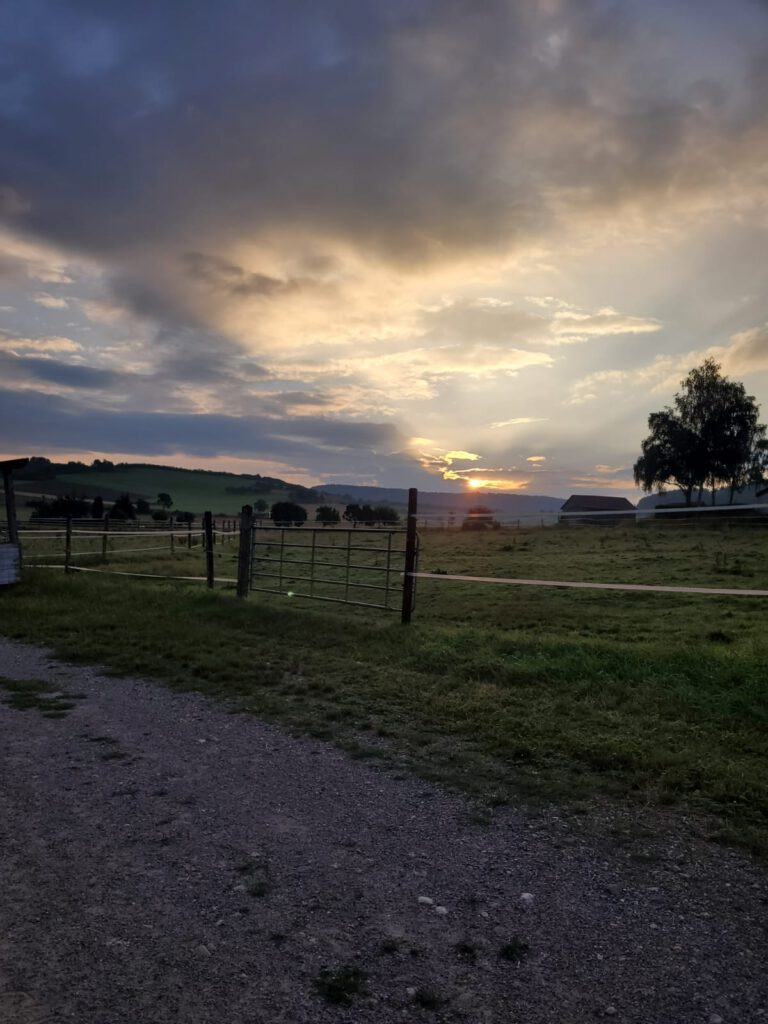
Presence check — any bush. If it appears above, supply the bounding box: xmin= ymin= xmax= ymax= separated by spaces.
xmin=30 ymin=495 xmax=90 ymax=519
xmin=109 ymin=493 xmax=136 ymax=520
xmin=271 ymin=501 xmax=307 ymax=527
xmin=315 ymin=505 xmax=340 ymax=525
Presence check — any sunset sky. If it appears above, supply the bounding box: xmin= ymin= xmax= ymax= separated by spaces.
xmin=1 ymin=0 xmax=768 ymax=497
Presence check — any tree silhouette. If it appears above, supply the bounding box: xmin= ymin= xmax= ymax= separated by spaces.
xmin=634 ymin=359 xmax=767 ymax=504
xmin=315 ymin=505 xmax=340 ymax=525
xmin=270 ymin=501 xmax=307 ymax=527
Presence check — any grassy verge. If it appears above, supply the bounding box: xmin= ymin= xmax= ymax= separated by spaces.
xmin=2 ymin=569 xmax=768 ymax=856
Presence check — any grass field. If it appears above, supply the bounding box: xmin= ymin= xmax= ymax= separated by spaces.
xmin=44 ymin=464 xmax=316 ymax=514
xmin=4 ymin=519 xmax=768 ymax=857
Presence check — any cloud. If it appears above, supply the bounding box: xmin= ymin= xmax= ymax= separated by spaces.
xmin=719 ymin=323 xmax=768 ymax=375
xmin=0 ymin=334 xmax=82 ymax=354
xmin=33 ymin=292 xmax=68 ymax=309
xmin=181 ymin=252 xmax=308 ymax=298
xmin=490 ymin=416 xmax=549 ymax=428
xmin=526 ymin=455 xmax=546 ymax=462
xmin=422 ymin=298 xmax=660 ymax=350
xmin=0 ymin=386 xmax=408 ymax=466
xmin=570 ymin=322 xmax=768 ymax=406
xmin=0 ymin=352 xmax=119 ymax=390
xmin=3 ymin=2 xmax=767 ymax=283
xmin=1 ymin=2 xmax=767 ymax=491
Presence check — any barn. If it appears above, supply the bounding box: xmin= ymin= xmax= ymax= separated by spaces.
xmin=559 ymin=494 xmax=635 ymax=526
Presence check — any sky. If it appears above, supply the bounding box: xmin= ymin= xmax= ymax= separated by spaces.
xmin=1 ymin=0 xmax=768 ymax=498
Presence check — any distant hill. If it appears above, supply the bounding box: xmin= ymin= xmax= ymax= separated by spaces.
xmin=323 ymin=484 xmax=565 ymax=515
xmin=14 ymin=457 xmax=569 ymax=517
xmin=16 ymin=458 xmax=322 ymax=515
xmin=637 ymin=483 xmax=768 ymax=509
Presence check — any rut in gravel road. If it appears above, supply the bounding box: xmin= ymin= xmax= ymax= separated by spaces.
xmin=0 ymin=636 xmax=767 ymax=1024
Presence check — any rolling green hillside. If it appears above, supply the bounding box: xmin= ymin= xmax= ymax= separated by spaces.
xmin=29 ymin=463 xmax=320 ymax=515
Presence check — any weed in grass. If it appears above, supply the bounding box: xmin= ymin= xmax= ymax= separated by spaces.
xmin=313 ymin=965 xmax=367 ymax=1006
xmin=235 ymin=856 xmax=271 ymax=898
xmin=411 ymin=988 xmax=445 ymax=1010
xmin=0 ymin=676 xmax=81 ymax=717
xmin=455 ymin=941 xmax=479 ymax=964
xmin=100 ymin=749 xmax=128 ymax=761
xmin=706 ymin=630 xmax=733 ymax=644
xmin=498 ymin=938 xmax=530 ymax=963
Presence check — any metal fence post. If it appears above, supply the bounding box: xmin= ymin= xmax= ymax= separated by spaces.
xmin=203 ymin=510 xmax=214 ymax=589
xmin=401 ymin=487 xmax=418 ymax=624
xmin=236 ymin=505 xmax=254 ymax=599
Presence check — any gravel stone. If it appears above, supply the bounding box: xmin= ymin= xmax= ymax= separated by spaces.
xmin=1 ymin=637 xmax=767 ymax=1024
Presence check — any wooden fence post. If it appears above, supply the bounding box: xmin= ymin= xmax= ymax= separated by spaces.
xmin=401 ymin=488 xmax=418 ymax=624
xmin=64 ymin=516 xmax=72 ymax=574
xmin=2 ymin=468 xmax=20 ymax=568
xmin=102 ymin=513 xmax=109 ymax=563
xmin=237 ymin=505 xmax=254 ymax=599
xmin=203 ymin=511 xmax=214 ymax=589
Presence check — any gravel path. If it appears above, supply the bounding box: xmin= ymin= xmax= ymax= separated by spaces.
xmin=1 ymin=636 xmax=767 ymax=1024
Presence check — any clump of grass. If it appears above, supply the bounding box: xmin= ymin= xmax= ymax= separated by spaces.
xmin=498 ymin=938 xmax=530 ymax=963
xmin=313 ymin=965 xmax=367 ymax=1005
xmin=706 ymin=630 xmax=733 ymax=644
xmin=235 ymin=856 xmax=270 ymax=898
xmin=412 ymin=988 xmax=445 ymax=1010
xmin=0 ymin=676 xmax=80 ymax=718
xmin=455 ymin=940 xmax=479 ymax=964
xmin=100 ymin=749 xmax=128 ymax=761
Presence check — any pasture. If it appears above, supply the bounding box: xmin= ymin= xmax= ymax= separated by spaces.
xmin=46 ymin=464 xmax=315 ymax=514
xmin=5 ymin=517 xmax=768 ymax=856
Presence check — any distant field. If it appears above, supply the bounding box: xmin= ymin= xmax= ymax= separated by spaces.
xmin=7 ymin=518 xmax=768 ymax=857
xmin=53 ymin=465 xmax=317 ymax=514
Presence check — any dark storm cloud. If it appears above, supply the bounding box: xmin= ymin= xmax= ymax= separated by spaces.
xmin=0 ymin=352 xmax=120 ymax=389
xmin=0 ymin=386 xmax=406 ymax=467
xmin=3 ymin=0 xmax=766 ymax=268
xmin=182 ymin=253 xmax=306 ymax=298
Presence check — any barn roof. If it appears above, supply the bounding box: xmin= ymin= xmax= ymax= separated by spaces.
xmin=561 ymin=494 xmax=635 ymax=512
xmin=0 ymin=457 xmax=29 ymax=473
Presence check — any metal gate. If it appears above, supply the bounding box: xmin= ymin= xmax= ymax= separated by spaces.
xmin=250 ymin=525 xmax=414 ymax=612
xmin=237 ymin=488 xmax=420 ymax=622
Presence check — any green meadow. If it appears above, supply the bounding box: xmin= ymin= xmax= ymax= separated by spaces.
xmin=51 ymin=464 xmax=314 ymax=514
xmin=4 ymin=519 xmax=768 ymax=855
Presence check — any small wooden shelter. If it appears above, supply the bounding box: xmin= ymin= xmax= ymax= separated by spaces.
xmin=1 ymin=457 xmax=29 ymax=585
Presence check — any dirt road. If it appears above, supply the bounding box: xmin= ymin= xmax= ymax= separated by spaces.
xmin=0 ymin=636 xmax=766 ymax=1023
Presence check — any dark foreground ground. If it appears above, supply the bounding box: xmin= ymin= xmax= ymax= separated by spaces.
xmin=0 ymin=637 xmax=766 ymax=1024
